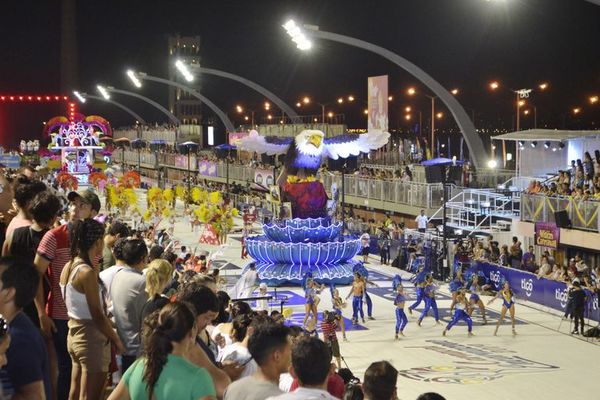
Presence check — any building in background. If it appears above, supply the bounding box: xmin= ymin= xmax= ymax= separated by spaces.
xmin=168 ymin=35 xmax=203 ymax=135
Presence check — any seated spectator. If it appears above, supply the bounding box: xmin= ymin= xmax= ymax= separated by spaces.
xmin=537 ymin=256 xmax=552 ymax=279
xmin=268 ymin=336 xmax=337 ymax=400
xmin=0 ymin=257 xmax=51 ymax=400
xmin=224 ymin=322 xmax=291 ymax=400
xmin=107 ymin=301 xmax=216 ymax=400
xmin=362 ymin=361 xmax=398 ymax=400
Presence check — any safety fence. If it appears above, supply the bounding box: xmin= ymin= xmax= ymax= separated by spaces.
xmin=521 ymin=193 xmax=600 ymax=232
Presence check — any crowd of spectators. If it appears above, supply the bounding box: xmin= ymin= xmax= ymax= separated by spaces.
xmin=526 ymin=151 xmax=600 ymax=200
xmin=0 ymin=165 xmax=453 ymax=400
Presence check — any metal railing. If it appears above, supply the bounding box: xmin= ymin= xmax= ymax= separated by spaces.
xmin=321 ymin=173 xmax=444 ymax=209
xmin=521 ymin=193 xmax=600 ymax=232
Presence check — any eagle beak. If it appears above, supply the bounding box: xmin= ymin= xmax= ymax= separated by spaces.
xmin=308 ymin=134 xmax=322 ymax=148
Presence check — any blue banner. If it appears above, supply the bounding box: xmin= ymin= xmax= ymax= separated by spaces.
xmin=0 ymin=155 xmax=21 ymax=169
xmin=474 ymin=262 xmax=599 ymax=322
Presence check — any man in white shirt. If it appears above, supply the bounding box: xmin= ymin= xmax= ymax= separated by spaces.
xmin=267 ymin=337 xmax=337 ymax=400
xmin=224 ymin=322 xmax=291 ymax=400
xmin=415 ymin=210 xmax=428 ymax=233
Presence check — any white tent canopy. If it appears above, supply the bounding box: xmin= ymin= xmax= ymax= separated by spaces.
xmin=493 ymin=129 xmax=600 ymax=142
xmin=492 ymin=129 xmax=600 ymax=177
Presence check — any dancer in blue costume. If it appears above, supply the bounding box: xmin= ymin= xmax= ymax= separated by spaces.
xmin=488 ymin=281 xmax=517 ymax=336
xmin=467 ymin=273 xmax=487 ymax=325
xmin=331 ymin=288 xmax=347 ymax=341
xmin=302 ymin=274 xmax=324 ymax=327
xmin=408 ymin=267 xmax=428 ymax=315
xmin=345 ymin=272 xmax=366 ymax=325
xmin=417 ymin=275 xmax=440 ymax=326
xmin=449 ymin=269 xmax=466 ymax=312
xmin=443 ymin=289 xmax=474 ymax=336
xmin=361 ymin=274 xmax=379 ymax=320
xmin=393 ymin=276 xmax=408 ymax=339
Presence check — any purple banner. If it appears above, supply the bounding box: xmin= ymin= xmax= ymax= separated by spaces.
xmin=475 ymin=262 xmax=599 ymax=322
xmin=198 ymin=160 xmax=218 ymax=177
xmin=535 ymin=222 xmax=560 ymax=249
xmin=174 ymin=155 xmax=188 ymax=168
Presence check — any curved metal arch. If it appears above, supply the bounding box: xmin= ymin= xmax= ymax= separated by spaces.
xmin=106 ymin=87 xmax=180 ymax=125
xmin=199 ymin=67 xmax=300 ymax=123
xmin=83 ymin=94 xmax=146 ymax=124
xmin=305 ymin=28 xmax=487 ymax=168
xmin=137 ymin=74 xmax=235 ymax=132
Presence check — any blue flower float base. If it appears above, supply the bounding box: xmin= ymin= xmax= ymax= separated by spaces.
xmin=244 ymin=217 xmax=358 ymax=286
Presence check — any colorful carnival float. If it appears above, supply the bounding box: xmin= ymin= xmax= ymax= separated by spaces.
xmin=238 ymin=129 xmax=389 ymax=285
xmin=44 ymin=114 xmax=111 ymax=185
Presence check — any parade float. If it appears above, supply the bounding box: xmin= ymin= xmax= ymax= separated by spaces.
xmin=44 ymin=114 xmax=111 ymax=185
xmin=238 ymin=129 xmax=389 ymax=286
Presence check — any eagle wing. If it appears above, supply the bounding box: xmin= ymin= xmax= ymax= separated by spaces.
xmin=237 ymin=130 xmax=293 ymax=155
xmin=323 ymin=129 xmax=390 ymax=160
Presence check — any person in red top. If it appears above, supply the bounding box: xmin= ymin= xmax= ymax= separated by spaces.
xmin=320 ymin=310 xmax=342 ymax=369
xmin=34 ymin=190 xmax=101 ymax=400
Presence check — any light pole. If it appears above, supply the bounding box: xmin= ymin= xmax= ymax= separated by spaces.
xmin=127 ymin=70 xmax=235 ymax=132
xmin=284 ymin=20 xmax=486 ymax=169
xmin=100 ymin=86 xmax=180 ymax=124
xmin=76 ymin=92 xmax=146 ymax=124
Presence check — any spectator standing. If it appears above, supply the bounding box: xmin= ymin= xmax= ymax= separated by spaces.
xmin=267 ymin=336 xmax=338 ymax=400
xmin=3 ymin=191 xmax=61 ymax=326
xmin=110 ymin=238 xmax=148 ymax=373
xmin=415 ymin=210 xmax=428 ymax=233
xmin=218 ymin=314 xmax=258 ymax=378
xmin=4 ymin=177 xmax=46 ymax=238
xmin=569 ymin=281 xmax=587 ymax=335
xmin=101 ymin=221 xmax=130 ymax=271
xmin=0 ymin=257 xmax=51 ymax=400
xmin=34 ymin=189 xmax=101 ymax=400
xmin=362 ymin=361 xmax=398 ymax=400
xmin=141 ymin=259 xmax=173 ymax=321
xmin=320 ymin=311 xmax=342 ymax=369
xmin=522 ymin=245 xmax=536 ymax=273
xmin=360 ymin=231 xmax=370 ymax=264
xmin=107 ymin=302 xmax=216 ymax=400
xmin=509 ymin=237 xmax=523 ymax=269
xmin=60 ymin=219 xmax=125 ymax=400
xmin=224 ymin=322 xmax=291 ymax=400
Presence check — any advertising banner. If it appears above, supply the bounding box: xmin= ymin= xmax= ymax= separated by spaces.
xmin=0 ymin=155 xmax=21 ymax=169
xmin=229 ymin=132 xmax=249 ymax=146
xmin=254 ymin=168 xmax=274 ymax=186
xmin=475 ymin=262 xmax=599 ymax=322
xmin=535 ymin=222 xmax=560 ymax=249
xmin=198 ymin=161 xmax=218 ymax=177
xmin=174 ymin=155 xmax=188 ymax=169
xmin=368 ymin=75 xmax=389 ymax=132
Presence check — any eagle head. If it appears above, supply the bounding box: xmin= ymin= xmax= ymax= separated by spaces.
xmin=295 ymin=130 xmax=324 ymax=156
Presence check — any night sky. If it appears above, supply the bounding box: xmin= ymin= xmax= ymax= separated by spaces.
xmin=1 ymin=0 xmax=600 ymax=147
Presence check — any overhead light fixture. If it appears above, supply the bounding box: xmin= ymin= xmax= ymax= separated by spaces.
xmin=559 ymin=142 xmax=565 ymax=149
xmin=518 ymin=140 xmax=524 ymax=148
xmin=552 ymin=147 xmax=557 ymax=152
xmin=126 ymin=69 xmax=142 ymax=88
xmin=530 ymin=141 xmax=537 ymax=148
xmin=175 ymin=60 xmax=194 ymax=82
xmin=283 ymin=19 xmax=312 ymax=50
xmin=544 ymin=141 xmax=550 ymax=149
xmin=487 ymin=159 xmax=498 ymax=169
xmin=73 ymin=91 xmax=86 ymax=103
xmin=97 ymin=85 xmax=110 ymax=100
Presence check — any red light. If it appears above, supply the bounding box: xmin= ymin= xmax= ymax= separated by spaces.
xmin=37 ymin=96 xmax=41 ymax=101
xmin=27 ymin=96 xmax=32 ymax=100
xmin=0 ymin=97 xmax=4 ymax=101
xmin=54 ymin=96 xmax=59 ymax=100
xmin=45 ymin=96 xmax=50 ymax=100
xmin=10 ymin=96 xmax=14 ymax=101
xmin=63 ymin=96 xmax=68 ymax=100
xmin=18 ymin=96 xmax=23 ymax=100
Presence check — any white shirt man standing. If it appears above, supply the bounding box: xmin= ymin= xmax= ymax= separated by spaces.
xmin=415 ymin=210 xmax=428 ymax=233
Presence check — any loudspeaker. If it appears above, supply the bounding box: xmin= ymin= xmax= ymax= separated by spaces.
xmin=425 ymin=165 xmax=443 ymax=183
xmin=327 ymin=156 xmax=358 ymax=172
xmin=554 ymin=210 xmax=571 ymax=228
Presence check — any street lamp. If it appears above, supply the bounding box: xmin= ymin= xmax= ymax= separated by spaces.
xmin=407 ymin=87 xmax=436 ymax=157
xmin=175 ymin=60 xmax=194 ymax=82
xmin=590 ymin=96 xmax=599 ymax=104
xmin=73 ymin=91 xmax=86 ymax=103
xmin=97 ymin=85 xmax=110 ymax=100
